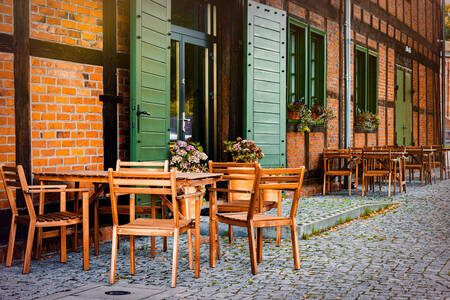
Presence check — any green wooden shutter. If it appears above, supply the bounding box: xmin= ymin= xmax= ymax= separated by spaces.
xmin=245 ymin=0 xmax=287 ymax=168
xmin=395 ymin=68 xmax=405 ymax=145
xmin=130 ymin=0 xmax=171 ymax=162
xmin=404 ymin=71 xmax=412 ymax=146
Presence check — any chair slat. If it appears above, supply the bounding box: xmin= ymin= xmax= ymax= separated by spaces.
xmin=113 ymin=187 xmax=172 ymax=195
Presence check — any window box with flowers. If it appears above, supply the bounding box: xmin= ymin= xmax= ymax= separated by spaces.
xmin=169 ymin=140 xmax=208 ymax=218
xmin=354 ymin=112 xmax=380 ymax=133
xmin=308 ymin=99 xmax=336 ymax=132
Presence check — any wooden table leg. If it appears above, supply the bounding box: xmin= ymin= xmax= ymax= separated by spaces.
xmin=195 ymin=188 xmax=201 ymax=278
xmin=82 ymin=191 xmax=89 ymax=270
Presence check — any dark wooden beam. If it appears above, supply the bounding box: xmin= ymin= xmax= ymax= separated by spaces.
xmin=290 ymin=0 xmax=339 ymax=22
xmin=117 ymin=52 xmax=130 ymax=69
xmin=0 ymin=33 xmax=13 ymax=53
xmin=14 ymin=0 xmax=30 ymax=208
xmin=353 ymin=19 xmax=439 ymax=72
xmin=353 ymin=0 xmax=440 ymax=57
xmin=30 ymin=39 xmax=102 ymax=66
xmin=102 ymin=0 xmax=118 ymax=169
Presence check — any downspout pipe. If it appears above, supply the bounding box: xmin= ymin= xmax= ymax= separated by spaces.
xmin=442 ymin=0 xmax=446 ymax=146
xmin=344 ymin=0 xmax=351 ymax=148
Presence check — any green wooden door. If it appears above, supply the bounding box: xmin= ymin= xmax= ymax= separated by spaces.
xmin=395 ymin=67 xmax=412 ymax=146
xmin=245 ymin=0 xmax=287 ymax=168
xmin=130 ymin=0 xmax=171 ymax=161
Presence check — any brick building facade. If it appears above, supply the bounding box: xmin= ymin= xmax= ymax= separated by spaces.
xmin=0 ymin=0 xmax=444 ymax=247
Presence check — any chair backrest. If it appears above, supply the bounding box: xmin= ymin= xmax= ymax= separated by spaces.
xmin=116 ymin=159 xmax=169 ymax=172
xmin=108 ymin=169 xmax=178 ymax=226
xmin=323 ymin=148 xmax=351 ymax=171
xmin=0 ymin=165 xmax=35 ymax=219
xmin=208 ymin=161 xmax=258 ymax=201
xmin=249 ymin=166 xmax=306 ymax=220
xmin=361 ymin=148 xmax=392 ymax=172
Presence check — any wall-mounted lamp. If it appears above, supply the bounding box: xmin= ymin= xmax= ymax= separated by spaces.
xmin=405 ymin=46 xmax=412 ymax=54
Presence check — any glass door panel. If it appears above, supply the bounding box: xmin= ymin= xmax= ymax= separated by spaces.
xmin=170 ymin=40 xmax=180 ymax=141
xmin=184 ymin=43 xmax=205 ymax=142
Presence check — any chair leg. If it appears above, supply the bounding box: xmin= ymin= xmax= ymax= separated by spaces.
xmin=161 ymin=205 xmax=167 ymax=252
xmin=195 ymin=217 xmax=201 ymax=278
xmin=276 ymin=197 xmax=281 ymax=247
xmin=387 ymin=173 xmax=391 ymax=197
xmin=290 ymin=223 xmax=300 ymax=270
xmin=34 ymin=228 xmax=43 ymax=260
xmin=94 ymin=198 xmax=99 ymax=256
xmin=228 ymin=225 xmax=233 ymax=244
xmin=256 ymin=228 xmax=263 ymax=263
xmin=348 ymin=175 xmax=351 ymax=196
xmin=171 ymin=229 xmax=180 ymax=288
xmin=60 ymin=225 xmax=67 ymax=263
xmin=6 ymin=216 xmax=17 ymax=267
xmin=110 ymin=227 xmax=118 ymax=284
xmin=247 ymin=222 xmax=258 ymax=275
xmin=23 ymin=223 xmax=36 ymax=274
xmin=209 ymin=217 xmax=216 ymax=268
xmin=322 ymin=174 xmax=326 ymax=195
xmin=130 ymin=235 xmax=135 ymax=275
xmin=216 ymin=221 xmax=221 ymax=260
xmin=151 ymin=195 xmax=156 ymax=258
xmin=187 ymin=229 xmax=193 ymax=270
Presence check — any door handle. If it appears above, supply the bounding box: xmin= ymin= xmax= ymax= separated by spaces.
xmin=136 ymin=105 xmax=150 ymax=133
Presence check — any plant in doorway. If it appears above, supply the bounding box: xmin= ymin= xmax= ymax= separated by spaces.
xmin=224 ymin=137 xmax=264 ymax=162
xmin=169 ymin=140 xmax=208 ymax=173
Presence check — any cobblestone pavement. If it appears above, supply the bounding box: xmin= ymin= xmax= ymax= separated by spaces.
xmin=0 ymin=177 xmax=449 ymax=299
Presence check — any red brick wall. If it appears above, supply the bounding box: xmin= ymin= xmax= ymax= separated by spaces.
xmin=327 ymin=20 xmax=339 ymax=149
xmin=0 ymin=52 xmax=14 ymax=205
xmin=117 ymin=0 xmax=130 ymax=53
xmin=30 ymin=57 xmax=103 ymax=172
xmin=0 ymin=0 xmax=12 ymax=34
xmin=30 ymin=0 xmax=103 ymax=49
xmin=378 ymin=43 xmax=387 ymax=145
xmin=286 ymin=132 xmax=304 ymax=167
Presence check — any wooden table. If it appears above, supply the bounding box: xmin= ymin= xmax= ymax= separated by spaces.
xmin=34 ymin=170 xmax=222 ymax=271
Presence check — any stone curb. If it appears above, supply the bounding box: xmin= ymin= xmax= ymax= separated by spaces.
xmin=199 ymin=202 xmax=398 ymax=239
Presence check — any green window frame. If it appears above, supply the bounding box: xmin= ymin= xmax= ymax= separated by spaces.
xmin=354 ymin=45 xmax=378 ymax=115
xmin=309 ymin=27 xmax=326 ymax=107
xmin=287 ymin=18 xmax=307 ymax=105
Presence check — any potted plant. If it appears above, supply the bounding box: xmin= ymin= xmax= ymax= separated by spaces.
xmin=297 ymin=103 xmax=312 ymax=133
xmin=287 ymin=100 xmax=302 ymax=120
xmin=223 ymin=137 xmax=264 ymax=201
xmin=224 ymin=137 xmax=264 ymax=163
xmin=354 ymin=111 xmax=380 ymax=133
xmin=170 ymin=140 xmax=208 ymax=218
xmin=309 ymin=99 xmax=336 ymax=131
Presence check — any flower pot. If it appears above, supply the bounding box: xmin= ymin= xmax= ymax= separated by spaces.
xmin=287 ymin=111 xmax=300 ymax=120
xmin=354 ymin=126 xmax=377 ymax=134
xmin=179 ymin=186 xmax=203 ymax=219
xmin=287 ymin=122 xmax=298 ymax=132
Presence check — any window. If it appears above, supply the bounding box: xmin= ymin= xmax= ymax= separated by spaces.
xmin=287 ymin=20 xmax=307 ymax=104
xmin=287 ymin=20 xmax=326 ymax=107
xmin=354 ymin=46 xmax=378 ymax=115
xmin=309 ymin=30 xmax=326 ymax=107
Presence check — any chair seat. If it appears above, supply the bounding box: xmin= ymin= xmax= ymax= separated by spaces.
xmin=217 ymin=200 xmax=276 ymax=212
xmin=35 ymin=212 xmax=82 ymax=227
xmin=117 ymin=218 xmax=193 ymax=236
xmin=217 ymin=212 xmax=291 ymax=227
xmin=325 ymin=169 xmax=352 ymax=176
xmin=364 ymin=170 xmax=391 ymax=176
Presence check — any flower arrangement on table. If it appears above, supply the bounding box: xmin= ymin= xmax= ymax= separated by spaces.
xmin=223 ymin=137 xmax=264 ymax=162
xmin=354 ymin=111 xmax=380 ymax=131
xmin=169 ymin=140 xmax=208 ymax=173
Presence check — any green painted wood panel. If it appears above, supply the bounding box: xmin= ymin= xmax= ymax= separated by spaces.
xmin=130 ymin=0 xmax=171 ymax=162
xmin=404 ymin=71 xmax=412 ymax=146
xmin=395 ymin=68 xmax=404 ymax=145
xmin=245 ymin=0 xmax=286 ymax=168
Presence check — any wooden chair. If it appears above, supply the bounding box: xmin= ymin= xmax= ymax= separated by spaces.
xmin=430 ymin=145 xmax=445 ymax=180
xmin=0 ymin=165 xmax=90 ymax=273
xmin=209 ymin=165 xmax=305 ymax=274
xmin=208 ymin=161 xmax=282 ymax=246
xmin=405 ymin=146 xmax=425 ymax=185
xmin=322 ymin=148 xmax=358 ymax=196
xmin=108 ymin=169 xmax=202 ymax=287
xmin=95 ymin=160 xmax=169 ymax=256
xmin=361 ymin=149 xmax=393 ymax=197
